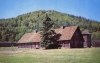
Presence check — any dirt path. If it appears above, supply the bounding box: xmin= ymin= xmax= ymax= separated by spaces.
xmin=0 ymin=50 xmax=22 ymax=54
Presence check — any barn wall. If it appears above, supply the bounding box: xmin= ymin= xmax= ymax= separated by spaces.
xmin=31 ymin=43 xmax=35 ymax=48
xmin=83 ymin=35 xmax=87 ymax=47
xmin=58 ymin=41 xmax=70 ymax=48
xmin=71 ymin=28 xmax=83 ymax=48
xmin=87 ymin=35 xmax=91 ymax=47
xmin=18 ymin=42 xmax=40 ymax=49
xmin=83 ymin=34 xmax=91 ymax=47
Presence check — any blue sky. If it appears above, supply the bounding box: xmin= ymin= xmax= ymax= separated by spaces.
xmin=0 ymin=0 xmax=100 ymax=22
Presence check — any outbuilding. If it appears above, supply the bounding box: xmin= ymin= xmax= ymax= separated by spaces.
xmin=82 ymin=30 xmax=91 ymax=47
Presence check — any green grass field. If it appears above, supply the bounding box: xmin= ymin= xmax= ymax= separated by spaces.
xmin=0 ymin=47 xmax=100 ymax=63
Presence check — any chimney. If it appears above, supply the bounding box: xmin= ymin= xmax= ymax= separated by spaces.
xmin=34 ymin=29 xmax=38 ymax=33
xmin=60 ymin=26 xmax=65 ymax=29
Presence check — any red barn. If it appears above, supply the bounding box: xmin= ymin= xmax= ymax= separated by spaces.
xmin=17 ymin=26 xmax=84 ymax=48
xmin=55 ymin=26 xmax=84 ymax=48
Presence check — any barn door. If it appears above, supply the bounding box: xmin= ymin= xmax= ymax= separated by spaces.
xmin=36 ymin=42 xmax=39 ymax=49
xmin=84 ymin=38 xmax=87 ymax=47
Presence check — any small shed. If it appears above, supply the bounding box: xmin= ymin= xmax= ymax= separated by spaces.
xmin=82 ymin=30 xmax=91 ymax=47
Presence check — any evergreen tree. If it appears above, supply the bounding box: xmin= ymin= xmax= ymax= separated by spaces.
xmin=40 ymin=14 xmax=56 ymax=48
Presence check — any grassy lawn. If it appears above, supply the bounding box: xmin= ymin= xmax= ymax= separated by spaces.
xmin=0 ymin=47 xmax=100 ymax=63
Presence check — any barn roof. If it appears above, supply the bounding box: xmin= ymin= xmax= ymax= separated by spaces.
xmin=82 ymin=30 xmax=91 ymax=35
xmin=18 ymin=26 xmax=78 ymax=43
xmin=17 ymin=32 xmax=41 ymax=43
xmin=55 ymin=26 xmax=78 ymax=41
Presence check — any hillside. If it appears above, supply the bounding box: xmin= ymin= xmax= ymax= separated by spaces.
xmin=0 ymin=10 xmax=100 ymax=42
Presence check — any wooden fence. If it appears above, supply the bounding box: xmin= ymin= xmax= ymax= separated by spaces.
xmin=92 ymin=40 xmax=100 ymax=47
xmin=0 ymin=42 xmax=17 ymax=47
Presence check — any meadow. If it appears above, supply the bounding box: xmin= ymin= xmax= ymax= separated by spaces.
xmin=0 ymin=47 xmax=100 ymax=63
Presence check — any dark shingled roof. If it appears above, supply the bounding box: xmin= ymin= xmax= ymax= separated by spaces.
xmin=18 ymin=26 xmax=78 ymax=43
xmin=82 ymin=30 xmax=91 ymax=35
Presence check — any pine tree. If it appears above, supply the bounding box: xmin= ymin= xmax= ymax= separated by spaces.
xmin=40 ymin=14 xmax=56 ymax=48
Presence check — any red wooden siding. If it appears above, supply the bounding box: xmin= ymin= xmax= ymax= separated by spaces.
xmin=70 ymin=28 xmax=83 ymax=48
xmin=18 ymin=42 xmax=40 ymax=49
xmin=83 ymin=34 xmax=91 ymax=47
xmin=58 ymin=41 xmax=70 ymax=48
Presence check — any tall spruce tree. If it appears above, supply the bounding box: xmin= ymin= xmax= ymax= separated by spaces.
xmin=40 ymin=14 xmax=56 ymax=48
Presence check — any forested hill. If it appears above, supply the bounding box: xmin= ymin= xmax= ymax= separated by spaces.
xmin=0 ymin=10 xmax=100 ymax=42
